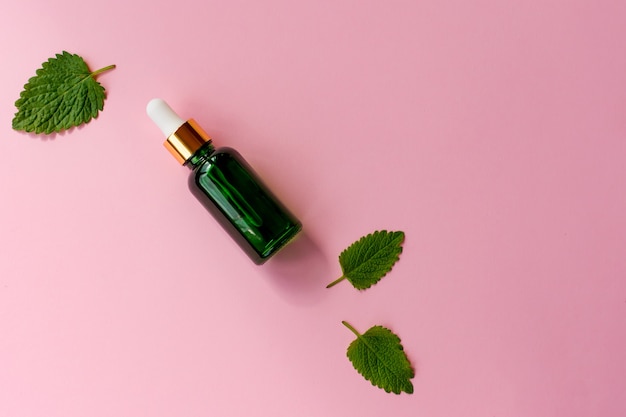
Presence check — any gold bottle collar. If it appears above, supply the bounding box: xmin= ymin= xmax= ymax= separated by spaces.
xmin=164 ymin=119 xmax=211 ymax=164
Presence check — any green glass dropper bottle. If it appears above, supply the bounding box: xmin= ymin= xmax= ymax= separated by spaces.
xmin=147 ymin=98 xmax=302 ymax=265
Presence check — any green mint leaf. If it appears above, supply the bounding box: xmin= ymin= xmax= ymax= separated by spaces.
xmin=343 ymin=321 xmax=414 ymax=394
xmin=12 ymin=51 xmax=115 ymax=134
xmin=327 ymin=230 xmax=405 ymax=290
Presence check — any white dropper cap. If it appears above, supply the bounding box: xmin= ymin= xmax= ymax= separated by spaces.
xmin=146 ymin=98 xmax=212 ymax=164
xmin=146 ymin=98 xmax=185 ymax=138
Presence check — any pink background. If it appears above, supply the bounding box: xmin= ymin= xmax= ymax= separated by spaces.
xmin=1 ymin=1 xmax=625 ymax=416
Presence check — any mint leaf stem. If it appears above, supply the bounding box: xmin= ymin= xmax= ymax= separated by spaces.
xmin=90 ymin=64 xmax=116 ymax=78
xmin=342 ymin=320 xmax=361 ymax=337
xmin=326 ymin=276 xmax=346 ymax=288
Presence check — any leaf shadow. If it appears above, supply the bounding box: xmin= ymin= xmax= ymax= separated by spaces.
xmin=260 ymin=230 xmax=332 ymax=306
xmin=16 ymin=123 xmax=87 ymax=141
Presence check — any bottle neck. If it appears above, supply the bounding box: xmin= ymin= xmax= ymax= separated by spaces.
xmin=184 ymin=141 xmax=215 ymax=169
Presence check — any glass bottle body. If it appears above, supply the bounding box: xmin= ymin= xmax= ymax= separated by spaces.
xmin=187 ymin=144 xmax=301 ymax=264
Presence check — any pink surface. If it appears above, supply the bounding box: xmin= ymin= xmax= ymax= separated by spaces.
xmin=1 ymin=1 xmax=625 ymax=416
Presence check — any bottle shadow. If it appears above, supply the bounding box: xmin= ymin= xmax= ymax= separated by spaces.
xmin=260 ymin=230 xmax=332 ymax=306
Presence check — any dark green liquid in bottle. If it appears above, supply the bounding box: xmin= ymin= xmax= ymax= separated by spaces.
xmin=186 ymin=143 xmax=301 ymax=264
